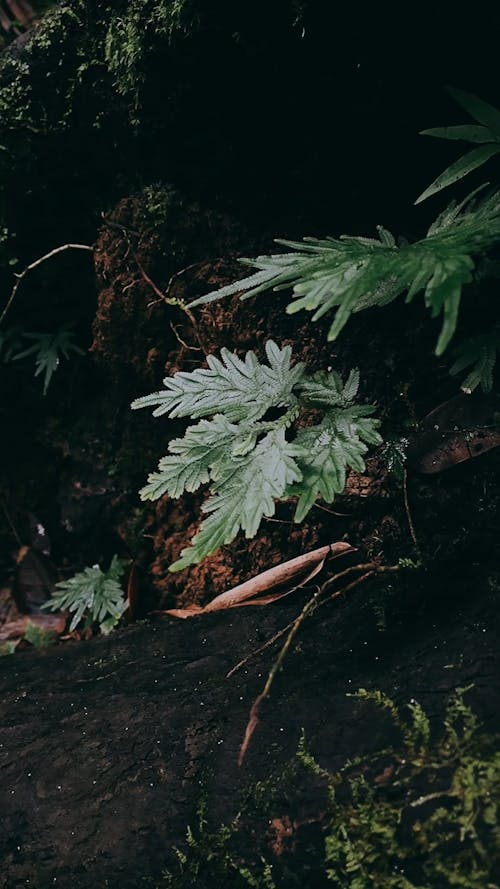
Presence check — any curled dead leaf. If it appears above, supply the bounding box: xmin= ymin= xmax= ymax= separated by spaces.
xmin=0 ymin=612 xmax=66 ymax=642
xmin=407 ymin=391 xmax=500 ymax=474
xmin=160 ymin=542 xmax=356 ymax=619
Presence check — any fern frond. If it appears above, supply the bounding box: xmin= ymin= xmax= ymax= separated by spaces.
xmin=187 ymin=190 xmax=500 ymax=356
xmin=42 ymin=555 xmax=128 ymax=632
xmin=131 ymin=340 xmax=304 ymax=421
xmin=449 ymin=332 xmax=500 ymax=392
xmin=10 ymin=325 xmax=84 ymax=394
xmin=295 ymin=367 xmax=359 ymax=408
xmin=139 ymin=415 xmax=242 ymax=500
xmin=133 ymin=342 xmax=381 ymax=570
xmin=287 ymin=408 xmax=382 ymax=523
xmin=416 ymin=88 xmax=500 ymax=203
xmin=415 ymin=145 xmax=500 ymax=205
xmin=171 ymin=429 xmax=302 ymax=571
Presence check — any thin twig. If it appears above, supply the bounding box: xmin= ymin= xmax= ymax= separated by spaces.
xmin=133 ymin=254 xmax=207 ymax=353
xmin=169 ymin=322 xmax=202 ymax=352
xmin=238 ymin=587 xmax=322 ymax=765
xmin=312 ymin=501 xmax=351 ymax=518
xmin=164 ymin=261 xmax=206 ymax=301
xmin=226 ymin=615 xmax=302 ymax=679
xmin=100 ymin=212 xmax=141 ymax=238
xmin=403 ymin=468 xmax=420 ymax=554
xmin=238 ymin=561 xmax=400 ymax=765
xmin=1 ymin=244 xmax=94 ymax=327
xmin=228 ymin=562 xmax=374 ymax=679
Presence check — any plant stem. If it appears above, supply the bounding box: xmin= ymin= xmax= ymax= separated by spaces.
xmin=0 ymin=244 xmax=94 ymax=327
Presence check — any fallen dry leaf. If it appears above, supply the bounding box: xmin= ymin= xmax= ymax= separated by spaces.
xmin=160 ymin=542 xmax=356 ymax=619
xmin=0 ymin=612 xmax=66 ymax=641
xmin=407 ymin=391 xmax=500 ymax=474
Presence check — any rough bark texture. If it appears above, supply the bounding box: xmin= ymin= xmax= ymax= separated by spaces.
xmin=1 ymin=559 xmax=499 ymax=887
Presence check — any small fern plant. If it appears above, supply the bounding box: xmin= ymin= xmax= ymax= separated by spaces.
xmin=4 ymin=325 xmax=84 ymax=394
xmin=132 ymin=340 xmax=381 ymax=571
xmin=43 ymin=555 xmax=129 ymax=633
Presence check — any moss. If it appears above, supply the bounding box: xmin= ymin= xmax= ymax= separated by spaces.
xmin=0 ymin=56 xmax=32 ymax=127
xmin=104 ymin=0 xmax=200 ymax=120
xmin=0 ymin=5 xmax=83 ymax=132
xmin=299 ymin=686 xmax=500 ymax=888
xmin=155 ymin=688 xmax=500 ymax=889
xmin=156 ymin=799 xmax=276 ymax=889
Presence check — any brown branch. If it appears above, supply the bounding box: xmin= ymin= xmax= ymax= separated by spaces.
xmin=1 ymin=244 xmax=94 ymax=327
xmin=133 ymin=254 xmax=208 ymax=353
xmin=403 ymin=468 xmax=420 ymax=554
xmin=238 ymin=587 xmax=321 ymax=765
xmin=226 ymin=616 xmax=300 ymax=679
xmin=169 ymin=322 xmax=202 ymax=352
xmin=100 ymin=213 xmax=141 ymax=238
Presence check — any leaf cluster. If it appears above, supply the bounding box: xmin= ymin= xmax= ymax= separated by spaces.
xmin=42 ymin=555 xmax=129 ymax=632
xmin=450 ymin=329 xmax=500 ymax=393
xmin=416 ymin=87 xmax=500 ymax=203
xmin=189 ymin=186 xmax=500 ymax=366
xmin=132 ymin=341 xmax=381 ymax=571
xmin=1 ymin=324 xmax=84 ymax=393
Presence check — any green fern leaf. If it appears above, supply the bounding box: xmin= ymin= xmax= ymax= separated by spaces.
xmin=447 ymin=87 xmax=500 ymax=138
xmin=450 ymin=332 xmax=500 ymax=391
xmin=295 ymin=368 xmax=359 ymax=408
xmin=416 ymin=89 xmax=500 ymax=204
xmin=131 ymin=340 xmax=304 ymax=421
xmin=420 ymin=124 xmax=498 ymax=143
xmin=414 ymin=144 xmax=500 ymax=205
xmin=10 ymin=326 xmax=84 ymax=394
xmin=186 ymin=189 xmax=500 ymax=360
xmin=287 ymin=424 xmax=349 ymax=523
xmin=139 ymin=415 xmax=243 ymax=500
xmin=133 ymin=342 xmax=381 ymax=570
xmin=42 ymin=555 xmax=128 ymax=632
xmin=171 ymin=428 xmax=302 ymax=571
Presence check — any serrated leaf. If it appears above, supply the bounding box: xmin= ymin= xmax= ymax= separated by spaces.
xmin=42 ymin=556 xmax=128 ymax=632
xmin=133 ymin=342 xmax=381 ymax=570
xmin=288 ymin=428 xmax=348 ymax=523
xmin=288 ymin=409 xmax=382 ymax=522
xmin=10 ymin=326 xmax=84 ymax=394
xmin=376 ymin=226 xmax=397 ymax=247
xmin=295 ymin=368 xmax=359 ymax=408
xmin=415 ymin=144 xmax=500 ymax=204
xmin=186 ymin=267 xmax=280 ymax=307
xmin=140 ymin=415 xmax=239 ymax=500
xmin=186 ymin=188 xmax=500 ymax=358
xmin=170 ymin=429 xmax=302 ymax=571
xmin=132 ymin=341 xmax=304 ymax=422
xmin=450 ymin=333 xmax=500 ymax=392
